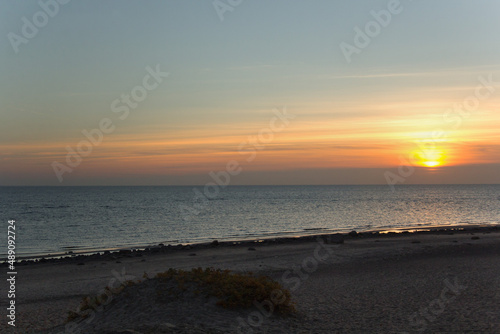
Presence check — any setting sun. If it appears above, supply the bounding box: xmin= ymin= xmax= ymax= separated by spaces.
xmin=422 ymin=161 xmax=440 ymax=167
xmin=412 ymin=148 xmax=446 ymax=168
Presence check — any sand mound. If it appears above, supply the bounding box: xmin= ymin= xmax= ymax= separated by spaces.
xmin=45 ymin=270 xmax=296 ymax=334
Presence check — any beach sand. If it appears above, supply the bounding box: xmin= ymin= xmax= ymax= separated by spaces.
xmin=1 ymin=227 xmax=500 ymax=333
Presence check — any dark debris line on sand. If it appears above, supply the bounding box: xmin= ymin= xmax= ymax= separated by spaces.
xmin=2 ymin=225 xmax=498 ymax=267
xmin=4 ymin=225 xmax=500 ymax=333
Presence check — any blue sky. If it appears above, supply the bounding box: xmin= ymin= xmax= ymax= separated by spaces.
xmin=1 ymin=0 xmax=500 ymax=185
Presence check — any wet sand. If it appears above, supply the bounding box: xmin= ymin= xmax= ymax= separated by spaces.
xmin=1 ymin=226 xmax=499 ymax=333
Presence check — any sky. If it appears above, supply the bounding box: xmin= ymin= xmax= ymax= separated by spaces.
xmin=1 ymin=0 xmax=500 ymax=186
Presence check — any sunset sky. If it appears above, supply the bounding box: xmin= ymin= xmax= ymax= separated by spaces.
xmin=1 ymin=0 xmax=499 ymax=186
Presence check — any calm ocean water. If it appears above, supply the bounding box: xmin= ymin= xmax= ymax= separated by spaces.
xmin=1 ymin=185 xmax=499 ymax=258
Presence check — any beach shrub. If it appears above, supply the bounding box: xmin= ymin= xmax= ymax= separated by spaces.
xmin=67 ymin=268 xmax=295 ymax=322
xmin=155 ymin=267 xmax=295 ymax=314
xmin=67 ymin=279 xmax=137 ymax=321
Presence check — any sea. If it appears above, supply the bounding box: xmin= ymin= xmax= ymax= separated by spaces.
xmin=1 ymin=185 xmax=499 ymax=259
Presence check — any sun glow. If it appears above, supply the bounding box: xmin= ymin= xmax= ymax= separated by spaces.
xmin=413 ymin=148 xmax=446 ymax=168
xmin=422 ymin=160 xmax=441 ymax=167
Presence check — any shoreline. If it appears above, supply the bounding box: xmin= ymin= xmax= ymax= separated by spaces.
xmin=3 ymin=223 xmax=499 ymax=263
xmin=2 ymin=224 xmax=500 ymax=333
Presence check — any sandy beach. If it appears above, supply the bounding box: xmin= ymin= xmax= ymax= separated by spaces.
xmin=1 ymin=226 xmax=500 ymax=333
xmin=4 ymin=1 xmax=500 ymax=333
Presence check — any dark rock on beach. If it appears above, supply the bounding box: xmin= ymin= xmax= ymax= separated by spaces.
xmin=322 ymin=233 xmax=344 ymax=244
